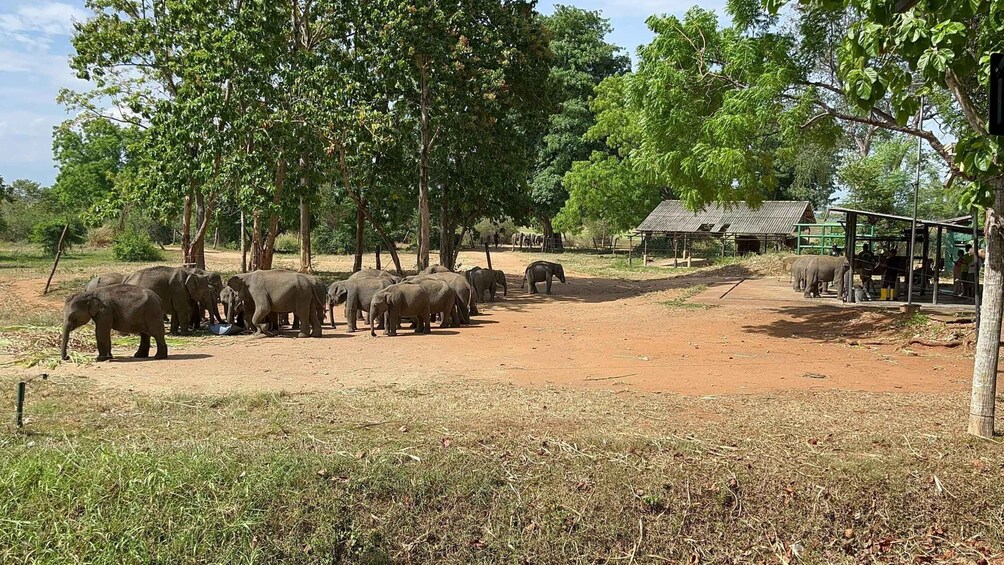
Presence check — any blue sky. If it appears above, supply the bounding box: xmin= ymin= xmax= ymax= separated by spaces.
xmin=0 ymin=0 xmax=727 ymax=186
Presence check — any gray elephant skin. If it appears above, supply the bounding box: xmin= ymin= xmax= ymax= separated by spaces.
xmin=421 ymin=264 xmax=452 ymax=274
xmin=522 ymin=261 xmax=566 ymax=294
xmin=61 ymin=284 xmax=168 ymax=361
xmin=402 ymin=275 xmax=461 ymax=327
xmin=800 ymin=256 xmax=850 ymax=298
xmin=183 ymin=267 xmax=224 ymax=325
xmin=328 ymin=269 xmax=399 ymax=331
xmin=425 ymin=271 xmax=476 ymax=320
xmin=368 ymin=284 xmax=432 ymax=336
xmin=124 ymin=266 xmax=210 ymax=335
xmin=466 ymin=267 xmax=507 ymax=302
xmin=226 ymin=270 xmax=323 ymax=337
xmin=85 ymin=272 xmax=126 ymax=291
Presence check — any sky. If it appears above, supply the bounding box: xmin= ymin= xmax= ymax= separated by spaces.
xmin=0 ymin=0 xmax=727 ymax=187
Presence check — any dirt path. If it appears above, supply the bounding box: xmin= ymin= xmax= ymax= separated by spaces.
xmin=9 ymin=250 xmax=972 ymax=396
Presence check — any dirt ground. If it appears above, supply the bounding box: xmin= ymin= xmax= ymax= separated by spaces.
xmin=6 ymin=248 xmax=973 ymax=396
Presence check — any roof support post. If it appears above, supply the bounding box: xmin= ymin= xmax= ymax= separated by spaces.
xmin=845 ymin=212 xmax=857 ymax=303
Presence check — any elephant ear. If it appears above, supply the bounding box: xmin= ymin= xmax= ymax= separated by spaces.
xmin=183 ymin=274 xmax=200 ymax=297
xmin=86 ymin=295 xmax=105 ymax=318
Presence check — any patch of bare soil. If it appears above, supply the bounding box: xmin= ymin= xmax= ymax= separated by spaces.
xmin=10 ymin=250 xmax=972 ymax=396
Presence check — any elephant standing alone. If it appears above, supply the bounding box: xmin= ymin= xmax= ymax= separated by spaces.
xmin=522 ymin=261 xmax=565 ymax=295
xmin=466 ymin=267 xmax=507 ymax=302
xmin=61 ymin=284 xmax=168 ymax=361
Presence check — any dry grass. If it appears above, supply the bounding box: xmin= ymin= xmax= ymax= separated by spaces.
xmin=1 ymin=376 xmax=1002 ymax=563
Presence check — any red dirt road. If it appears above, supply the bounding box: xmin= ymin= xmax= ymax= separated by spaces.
xmin=13 ymin=251 xmax=972 ymax=396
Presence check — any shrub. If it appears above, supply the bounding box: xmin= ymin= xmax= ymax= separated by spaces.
xmin=275 ymin=232 xmax=299 ymax=254
xmin=87 ymin=225 xmax=116 ymax=248
xmin=113 ymin=231 xmax=163 ymax=262
xmin=30 ymin=219 xmax=86 ymax=255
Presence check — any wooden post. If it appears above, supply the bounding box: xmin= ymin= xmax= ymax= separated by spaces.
xmin=375 ymin=244 xmax=382 ymax=271
xmin=933 ymin=226 xmax=942 ymax=305
xmin=14 ymin=381 xmax=25 ymax=428
xmin=240 ymin=211 xmax=247 ymax=273
xmin=845 ymin=212 xmax=857 ymax=303
xmin=673 ymin=236 xmax=678 ymax=268
xmin=628 ymin=235 xmax=634 ymax=266
xmin=484 ymin=241 xmax=493 ymax=270
xmin=43 ymin=224 xmax=70 ymax=295
xmin=643 ymin=234 xmax=648 ymax=264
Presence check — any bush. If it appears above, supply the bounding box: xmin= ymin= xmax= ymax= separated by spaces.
xmin=87 ymin=225 xmax=116 ymax=248
xmin=312 ymin=223 xmax=355 ymax=255
xmin=113 ymin=231 xmax=163 ymax=262
xmin=30 ymin=219 xmax=86 ymax=255
xmin=275 ymin=232 xmax=299 ymax=254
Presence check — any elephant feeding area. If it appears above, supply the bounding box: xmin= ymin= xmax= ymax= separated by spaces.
xmin=2 ymin=247 xmax=1002 ymax=564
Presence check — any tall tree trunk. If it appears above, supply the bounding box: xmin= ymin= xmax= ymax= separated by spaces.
xmin=452 ymin=225 xmax=468 ymax=268
xmin=251 ymin=212 xmax=262 ymax=271
xmin=438 ymin=176 xmax=456 ymax=269
xmin=182 ymin=192 xmax=192 ymax=261
xmin=299 ymin=196 xmax=312 ymax=273
xmin=417 ymin=62 xmax=432 ymax=271
xmin=541 ymin=217 xmax=555 ymax=253
xmin=337 ymin=147 xmax=403 ymax=275
xmin=260 ymin=158 xmax=286 ymax=270
xmin=353 ymin=197 xmax=365 ymax=272
xmin=969 ymin=182 xmax=1004 ymax=437
xmin=191 ymin=188 xmax=207 ymax=269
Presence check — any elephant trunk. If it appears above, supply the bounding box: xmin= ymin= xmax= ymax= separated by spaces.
xmin=226 ymin=300 xmax=236 ymax=324
xmin=211 ymin=291 xmax=223 ymax=324
xmin=501 ymin=279 xmax=507 ymax=296
xmin=60 ymin=324 xmax=72 ymax=361
xmin=329 ymin=302 xmax=337 ymax=329
xmin=369 ymin=304 xmax=378 ymax=337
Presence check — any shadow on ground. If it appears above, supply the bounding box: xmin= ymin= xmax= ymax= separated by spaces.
xmin=740 ymin=304 xmax=904 ymax=342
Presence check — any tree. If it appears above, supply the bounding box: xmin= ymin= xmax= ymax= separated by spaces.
xmin=560 ymin=7 xmax=837 ymax=232
xmin=754 ymin=0 xmax=1001 ymax=436
xmin=529 ymin=6 xmax=629 ymax=244
xmin=51 ymin=117 xmax=139 ymax=228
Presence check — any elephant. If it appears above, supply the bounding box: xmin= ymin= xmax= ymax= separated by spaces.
xmin=801 ymin=256 xmax=850 ymax=298
xmin=422 ymin=264 xmax=452 ymax=275
xmin=85 ymin=272 xmax=126 ymax=291
xmin=220 ymin=286 xmax=245 ymax=327
xmin=329 ymin=272 xmax=399 ymax=331
xmin=182 ymin=267 xmax=224 ymax=324
xmin=124 ymin=266 xmax=211 ymax=335
xmin=521 ymin=261 xmax=566 ymax=295
xmin=402 ymin=275 xmax=461 ymax=327
xmin=425 ymin=271 xmax=476 ymax=321
xmin=790 ymin=256 xmax=811 ymax=291
xmin=368 ymin=284 xmax=432 ymax=336
xmin=353 ymin=269 xmax=402 ymax=283
xmin=61 ymin=284 xmax=168 ymax=362
xmin=294 ymin=274 xmax=329 ymax=330
xmin=466 ymin=267 xmax=507 ymax=302
xmin=226 ymin=270 xmax=323 ymax=337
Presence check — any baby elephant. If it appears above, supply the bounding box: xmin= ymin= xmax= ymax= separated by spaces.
xmin=368 ymin=284 xmax=431 ymax=336
xmin=61 ymin=284 xmax=168 ymax=362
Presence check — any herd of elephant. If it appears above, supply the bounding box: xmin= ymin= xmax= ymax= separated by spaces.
xmin=59 ymin=260 xmax=567 ymax=362
xmin=787 ymin=253 xmax=908 ymax=300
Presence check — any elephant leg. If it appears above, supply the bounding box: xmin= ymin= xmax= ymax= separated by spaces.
xmin=175 ymin=300 xmax=191 ymax=336
xmin=153 ymin=332 xmax=168 ymax=359
xmin=545 ymin=275 xmax=552 ymax=295
xmin=309 ymin=307 xmax=322 ymax=337
xmin=529 ymin=279 xmax=538 ymax=294
xmin=135 ymin=334 xmax=151 ymax=358
xmin=94 ymin=318 xmax=113 ymax=362
xmin=422 ymin=306 xmax=431 ymax=334
xmin=387 ymin=312 xmax=398 ymax=336
xmin=345 ymin=303 xmax=358 ymax=332
xmin=251 ymin=306 xmax=274 ymax=337
xmin=295 ymin=307 xmax=310 ymax=338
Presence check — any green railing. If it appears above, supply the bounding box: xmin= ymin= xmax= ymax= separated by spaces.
xmin=794 ymin=222 xmax=876 ymax=255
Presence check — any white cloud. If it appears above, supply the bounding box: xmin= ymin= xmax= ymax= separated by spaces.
xmin=545 ymin=0 xmax=727 ymax=17
xmin=0 ymin=2 xmax=86 ymax=37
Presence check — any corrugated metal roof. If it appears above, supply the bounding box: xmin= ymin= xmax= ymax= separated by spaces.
xmin=636 ymin=200 xmax=815 ymax=235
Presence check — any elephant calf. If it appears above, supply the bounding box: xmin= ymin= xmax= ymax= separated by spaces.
xmin=61 ymin=285 xmax=168 ymax=362
xmin=466 ymin=267 xmax=507 ymax=302
xmin=369 ymin=284 xmax=432 ymax=336
xmin=522 ymin=261 xmax=566 ymax=295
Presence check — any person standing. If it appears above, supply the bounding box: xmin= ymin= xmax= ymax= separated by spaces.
xmin=880 ymin=248 xmax=899 ymax=301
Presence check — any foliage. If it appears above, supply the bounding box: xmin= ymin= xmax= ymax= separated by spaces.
xmin=29 ymin=219 xmax=86 ymax=255
xmin=51 ymin=117 xmax=141 ymax=225
xmin=112 ymin=231 xmax=163 ymax=262
xmin=274 ymin=233 xmax=300 ymax=254
xmin=529 ymin=7 xmax=629 ymax=230
xmin=559 ymin=7 xmax=839 ymax=232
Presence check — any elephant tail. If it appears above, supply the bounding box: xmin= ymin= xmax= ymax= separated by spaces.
xmin=521 ymin=268 xmax=528 ymax=289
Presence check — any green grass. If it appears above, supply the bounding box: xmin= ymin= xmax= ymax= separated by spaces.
xmin=661 ymin=284 xmax=714 ymax=310
xmin=0 ymin=378 xmax=1001 ymax=563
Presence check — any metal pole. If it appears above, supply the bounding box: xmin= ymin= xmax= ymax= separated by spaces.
xmin=15 ymin=381 xmax=26 ymax=428
xmin=906 ymin=97 xmax=923 ymax=307
xmin=932 ymin=226 xmax=942 ymax=305
xmin=628 ymin=236 xmax=633 ymax=266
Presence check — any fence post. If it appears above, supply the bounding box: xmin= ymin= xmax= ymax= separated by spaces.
xmin=43 ymin=224 xmax=71 ymax=294
xmin=15 ymin=381 xmax=26 ymax=428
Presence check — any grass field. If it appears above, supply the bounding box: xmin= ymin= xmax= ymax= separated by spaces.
xmin=2 ymin=376 xmax=1002 ymax=564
